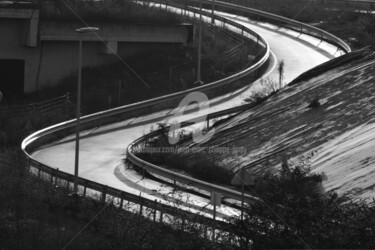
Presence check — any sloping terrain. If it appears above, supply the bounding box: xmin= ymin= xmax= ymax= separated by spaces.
xmin=182 ymin=47 xmax=375 ymax=199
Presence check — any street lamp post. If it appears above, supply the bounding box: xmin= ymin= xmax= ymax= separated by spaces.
xmin=196 ymin=0 xmax=203 ymax=85
xmin=73 ymin=26 xmax=99 ymax=194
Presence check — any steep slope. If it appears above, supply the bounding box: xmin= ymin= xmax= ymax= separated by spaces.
xmin=181 ymin=47 xmax=375 ymax=199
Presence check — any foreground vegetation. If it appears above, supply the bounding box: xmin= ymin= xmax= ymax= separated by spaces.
xmin=133 ymin=142 xmax=375 ymax=248
xmin=2 ymin=146 xmax=374 ymax=249
xmin=235 ymin=160 xmax=375 ymax=249
xmin=0 ymin=150 xmax=233 ymax=249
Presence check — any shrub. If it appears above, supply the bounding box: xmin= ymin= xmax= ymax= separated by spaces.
xmin=308 ymin=97 xmax=321 ymax=108
xmin=243 ymin=78 xmax=282 ymax=105
xmin=233 ymin=160 xmax=375 ymax=249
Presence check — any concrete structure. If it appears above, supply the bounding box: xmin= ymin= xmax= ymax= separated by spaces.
xmin=0 ymin=6 xmax=193 ymax=95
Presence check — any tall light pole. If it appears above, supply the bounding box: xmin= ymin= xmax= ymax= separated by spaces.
xmin=73 ymin=26 xmax=99 ymax=194
xmin=196 ymin=0 xmax=203 ymax=85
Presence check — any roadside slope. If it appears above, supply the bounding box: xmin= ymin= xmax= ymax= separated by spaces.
xmin=181 ymin=47 xmax=375 ymax=199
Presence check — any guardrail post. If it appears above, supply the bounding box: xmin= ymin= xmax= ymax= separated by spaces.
xmin=101 ymin=185 xmax=107 ymax=203
xmin=55 ymin=168 xmax=59 ymax=185
xmin=83 ymin=183 xmax=87 ymax=197
xmin=120 ymin=192 xmax=124 ymax=209
xmin=37 ymin=166 xmax=41 ymax=178
xmin=50 ymin=170 xmax=54 ymax=184
xmin=66 ymin=179 xmax=70 ymax=190
xmin=181 ymin=218 xmax=185 ymax=231
xmin=153 ymin=199 xmax=157 ymax=222
xmin=139 ymin=203 xmax=143 ymax=216
xmin=160 ymin=211 xmax=163 ymax=222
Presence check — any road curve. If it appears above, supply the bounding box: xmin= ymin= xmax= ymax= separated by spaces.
xmin=31 ymin=14 xmax=339 ymax=213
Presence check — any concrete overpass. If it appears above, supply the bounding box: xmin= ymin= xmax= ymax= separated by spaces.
xmin=0 ymin=6 xmax=192 ymax=95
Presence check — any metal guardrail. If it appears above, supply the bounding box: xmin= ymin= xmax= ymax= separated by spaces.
xmin=21 ymin=1 xmax=269 ymax=222
xmin=21 ymin=0 xmax=353 ymax=218
xmin=126 ymin=101 xmax=262 ymax=203
xmin=0 ymin=153 xmax=232 ymax=234
xmin=0 ymin=93 xmax=72 ymax=118
xmin=313 ymin=0 xmax=375 ymax=10
xmin=192 ymin=0 xmax=351 ymax=53
xmin=124 ymin=0 xmax=352 ymax=204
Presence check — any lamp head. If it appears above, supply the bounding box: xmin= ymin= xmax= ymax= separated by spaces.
xmin=75 ymin=27 xmax=99 ymax=33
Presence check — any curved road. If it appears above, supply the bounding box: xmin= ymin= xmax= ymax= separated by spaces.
xmin=32 ymin=13 xmax=340 ymax=215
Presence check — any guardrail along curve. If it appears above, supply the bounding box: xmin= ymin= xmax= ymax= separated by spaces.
xmin=21 ymin=1 xmax=269 ymax=216
xmin=126 ymin=108 xmax=262 ymax=203
xmin=124 ymin=0 xmax=352 ymax=203
xmin=187 ymin=0 xmax=351 ymax=53
xmin=22 ymin=0 xmax=353 ymax=215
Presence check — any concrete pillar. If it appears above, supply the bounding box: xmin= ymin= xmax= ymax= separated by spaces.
xmin=25 ymin=10 xmax=39 ymax=47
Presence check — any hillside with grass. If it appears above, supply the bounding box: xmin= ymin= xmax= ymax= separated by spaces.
xmin=142 ymin=46 xmax=375 ymax=200
xmin=40 ymin=0 xmax=180 ymax=24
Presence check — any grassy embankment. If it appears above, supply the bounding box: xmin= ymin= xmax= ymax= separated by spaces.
xmin=133 ymin=0 xmax=375 ymax=189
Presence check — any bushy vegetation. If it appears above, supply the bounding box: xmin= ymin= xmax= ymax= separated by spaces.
xmin=0 ymin=102 xmax=75 ymax=147
xmin=319 ymin=11 xmax=375 ymax=49
xmin=308 ymin=97 xmax=321 ymax=108
xmin=0 ymin=150 xmax=234 ymax=249
xmin=133 ymin=76 xmax=286 ymax=185
xmin=219 ymin=0 xmax=375 ymax=49
xmin=233 ymin=160 xmax=375 ymax=249
xmin=40 ymin=0 xmax=181 ymax=24
xmin=243 ymin=78 xmax=282 ymax=105
xmin=134 ymin=124 xmax=234 ymax=185
xmin=134 ymin=136 xmax=375 ymax=249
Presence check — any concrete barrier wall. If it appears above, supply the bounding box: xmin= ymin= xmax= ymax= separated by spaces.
xmin=40 ymin=22 xmax=192 ymax=44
